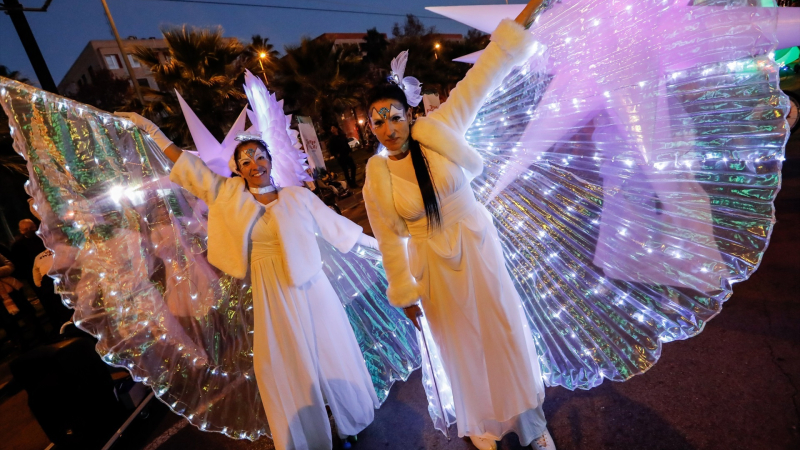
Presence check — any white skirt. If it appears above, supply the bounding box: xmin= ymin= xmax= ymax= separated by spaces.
xmin=408 ymin=190 xmax=547 ymax=444
xmin=251 ymin=243 xmax=378 ymax=450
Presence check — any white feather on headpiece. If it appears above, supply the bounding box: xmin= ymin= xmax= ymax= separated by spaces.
xmin=242 ymin=70 xmax=311 ymax=187
xmin=176 ymin=72 xmax=311 ymax=187
xmin=388 ymin=50 xmax=423 ymax=107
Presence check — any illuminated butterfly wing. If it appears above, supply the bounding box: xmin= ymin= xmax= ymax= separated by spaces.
xmin=318 ymin=238 xmax=420 ymax=402
xmin=456 ymin=0 xmax=788 ymax=390
xmin=0 ymin=78 xmax=418 ymax=440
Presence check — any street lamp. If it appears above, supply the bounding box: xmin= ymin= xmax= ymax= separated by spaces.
xmin=434 ymin=42 xmax=441 ymax=60
xmin=258 ymin=51 xmax=269 ymax=85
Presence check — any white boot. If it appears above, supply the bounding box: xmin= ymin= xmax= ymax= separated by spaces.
xmin=532 ymin=429 xmax=556 ymax=450
xmin=470 ymin=435 xmax=498 ymax=450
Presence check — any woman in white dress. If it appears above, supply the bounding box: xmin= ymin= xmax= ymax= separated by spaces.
xmin=117 ymin=112 xmax=379 ymax=450
xmin=362 ymin=1 xmax=555 ymax=449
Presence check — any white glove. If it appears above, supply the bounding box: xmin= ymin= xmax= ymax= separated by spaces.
xmin=356 ymin=233 xmax=379 ymax=250
xmin=115 ymin=111 xmax=174 ymax=152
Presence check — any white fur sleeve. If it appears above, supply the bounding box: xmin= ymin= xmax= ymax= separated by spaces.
xmin=362 ymin=179 xmax=420 ymax=309
xmin=169 ymin=152 xmax=226 ymax=206
xmin=303 ymin=188 xmax=362 ymax=253
xmin=424 ymin=19 xmax=538 ymax=139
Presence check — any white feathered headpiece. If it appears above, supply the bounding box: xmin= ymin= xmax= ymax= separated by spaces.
xmin=176 ymin=71 xmax=311 ymax=187
xmin=388 ymin=50 xmax=423 ymax=107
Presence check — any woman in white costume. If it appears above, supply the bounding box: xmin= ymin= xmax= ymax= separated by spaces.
xmin=119 ymin=112 xmax=379 ymax=450
xmin=362 ymin=1 xmax=555 ymax=449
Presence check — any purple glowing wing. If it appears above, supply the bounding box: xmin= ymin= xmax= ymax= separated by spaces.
xmin=457 ymin=0 xmax=788 ymax=389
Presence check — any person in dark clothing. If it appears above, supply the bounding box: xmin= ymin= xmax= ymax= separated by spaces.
xmin=9 ymin=219 xmax=65 ymax=333
xmin=11 ymin=219 xmax=46 ymax=289
xmin=328 ymin=126 xmax=358 ymax=187
xmin=1 ymin=253 xmax=47 ymax=348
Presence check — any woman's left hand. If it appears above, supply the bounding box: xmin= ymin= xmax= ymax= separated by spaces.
xmin=356 ymin=234 xmax=379 ymax=250
xmin=403 ymin=304 xmax=423 ymax=331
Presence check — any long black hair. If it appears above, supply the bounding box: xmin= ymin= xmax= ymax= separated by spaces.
xmin=366 ymin=83 xmax=441 ymax=231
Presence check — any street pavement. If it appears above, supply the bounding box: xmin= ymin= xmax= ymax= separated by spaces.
xmin=1 ymin=135 xmax=797 ymax=450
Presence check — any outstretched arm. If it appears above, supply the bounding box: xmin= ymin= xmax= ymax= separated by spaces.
xmin=116 ymin=112 xmax=225 ymax=205
xmin=115 ymin=112 xmax=183 ymax=163
xmin=421 ymin=0 xmax=542 ymax=139
xmin=303 ymin=189 xmax=363 ymax=253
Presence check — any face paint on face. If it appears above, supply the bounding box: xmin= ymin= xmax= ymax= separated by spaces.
xmin=389 ymin=105 xmax=406 ymax=122
xmin=237 ymin=147 xmax=268 ymax=169
xmin=371 ymin=107 xmax=391 ymax=122
xmin=369 ymin=99 xmax=412 ymax=154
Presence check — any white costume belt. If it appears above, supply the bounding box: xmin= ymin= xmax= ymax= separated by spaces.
xmin=406 ymin=186 xmax=478 ymax=238
xmin=251 ymin=240 xmax=283 ymax=261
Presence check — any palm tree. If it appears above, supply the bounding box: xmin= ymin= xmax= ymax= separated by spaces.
xmin=381 ymin=17 xmax=489 ymax=100
xmin=243 ymin=34 xmax=280 ymax=82
xmin=271 ymin=37 xmax=365 ymax=129
xmin=362 ymin=28 xmax=389 ymax=64
xmin=132 ymin=26 xmax=248 ymax=147
xmin=0 ymin=65 xmax=30 ymax=84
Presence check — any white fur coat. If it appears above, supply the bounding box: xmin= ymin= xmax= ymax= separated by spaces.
xmin=170 ymin=152 xmax=362 ymax=284
xmin=363 ymin=19 xmax=539 ymax=308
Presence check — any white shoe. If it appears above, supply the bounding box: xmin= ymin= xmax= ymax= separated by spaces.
xmin=532 ymin=429 xmax=556 ymax=450
xmin=470 ymin=435 xmax=498 ymax=450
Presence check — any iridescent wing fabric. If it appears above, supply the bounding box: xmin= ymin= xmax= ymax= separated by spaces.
xmin=461 ymin=0 xmax=789 ymax=390
xmin=317 ymin=239 xmax=420 ymax=401
xmin=0 ymin=77 xmax=419 ymax=440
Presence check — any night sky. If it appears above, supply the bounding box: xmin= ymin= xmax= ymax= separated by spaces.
xmin=1 ymin=0 xmax=512 ymax=87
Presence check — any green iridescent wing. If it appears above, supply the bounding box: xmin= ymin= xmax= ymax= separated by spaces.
xmin=0 ymin=77 xmax=418 ymax=440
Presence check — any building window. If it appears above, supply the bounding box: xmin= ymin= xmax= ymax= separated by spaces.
xmin=137 ymin=78 xmax=150 ymax=87
xmin=127 ymin=54 xmax=141 ymax=68
xmin=104 ymin=54 xmax=121 ymax=70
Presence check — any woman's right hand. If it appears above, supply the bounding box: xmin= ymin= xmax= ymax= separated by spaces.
xmin=515 ymin=0 xmax=545 ymax=29
xmin=403 ymin=304 xmax=423 ymax=331
xmin=115 ymin=112 xmax=183 ymax=163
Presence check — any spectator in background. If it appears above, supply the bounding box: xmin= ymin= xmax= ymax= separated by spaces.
xmin=33 ymin=248 xmax=72 ymax=326
xmin=0 ymin=253 xmax=47 ymax=349
xmin=11 ymin=218 xmax=70 ymax=331
xmin=11 ymin=219 xmax=46 ymax=290
xmin=328 ymin=126 xmax=357 ymax=188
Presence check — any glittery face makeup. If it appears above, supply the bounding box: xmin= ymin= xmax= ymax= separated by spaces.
xmin=368 ymin=99 xmax=411 ymax=154
xmin=237 ymin=147 xmax=268 ymax=169
xmin=372 ymin=107 xmax=390 ymax=121
xmin=370 ymin=105 xmax=407 ymax=126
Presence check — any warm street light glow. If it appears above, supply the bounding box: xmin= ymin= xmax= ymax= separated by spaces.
xmin=358 ymin=119 xmax=364 ymax=125
xmin=434 ymin=43 xmax=441 ymax=49
xmin=259 ymin=52 xmax=267 ymax=59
